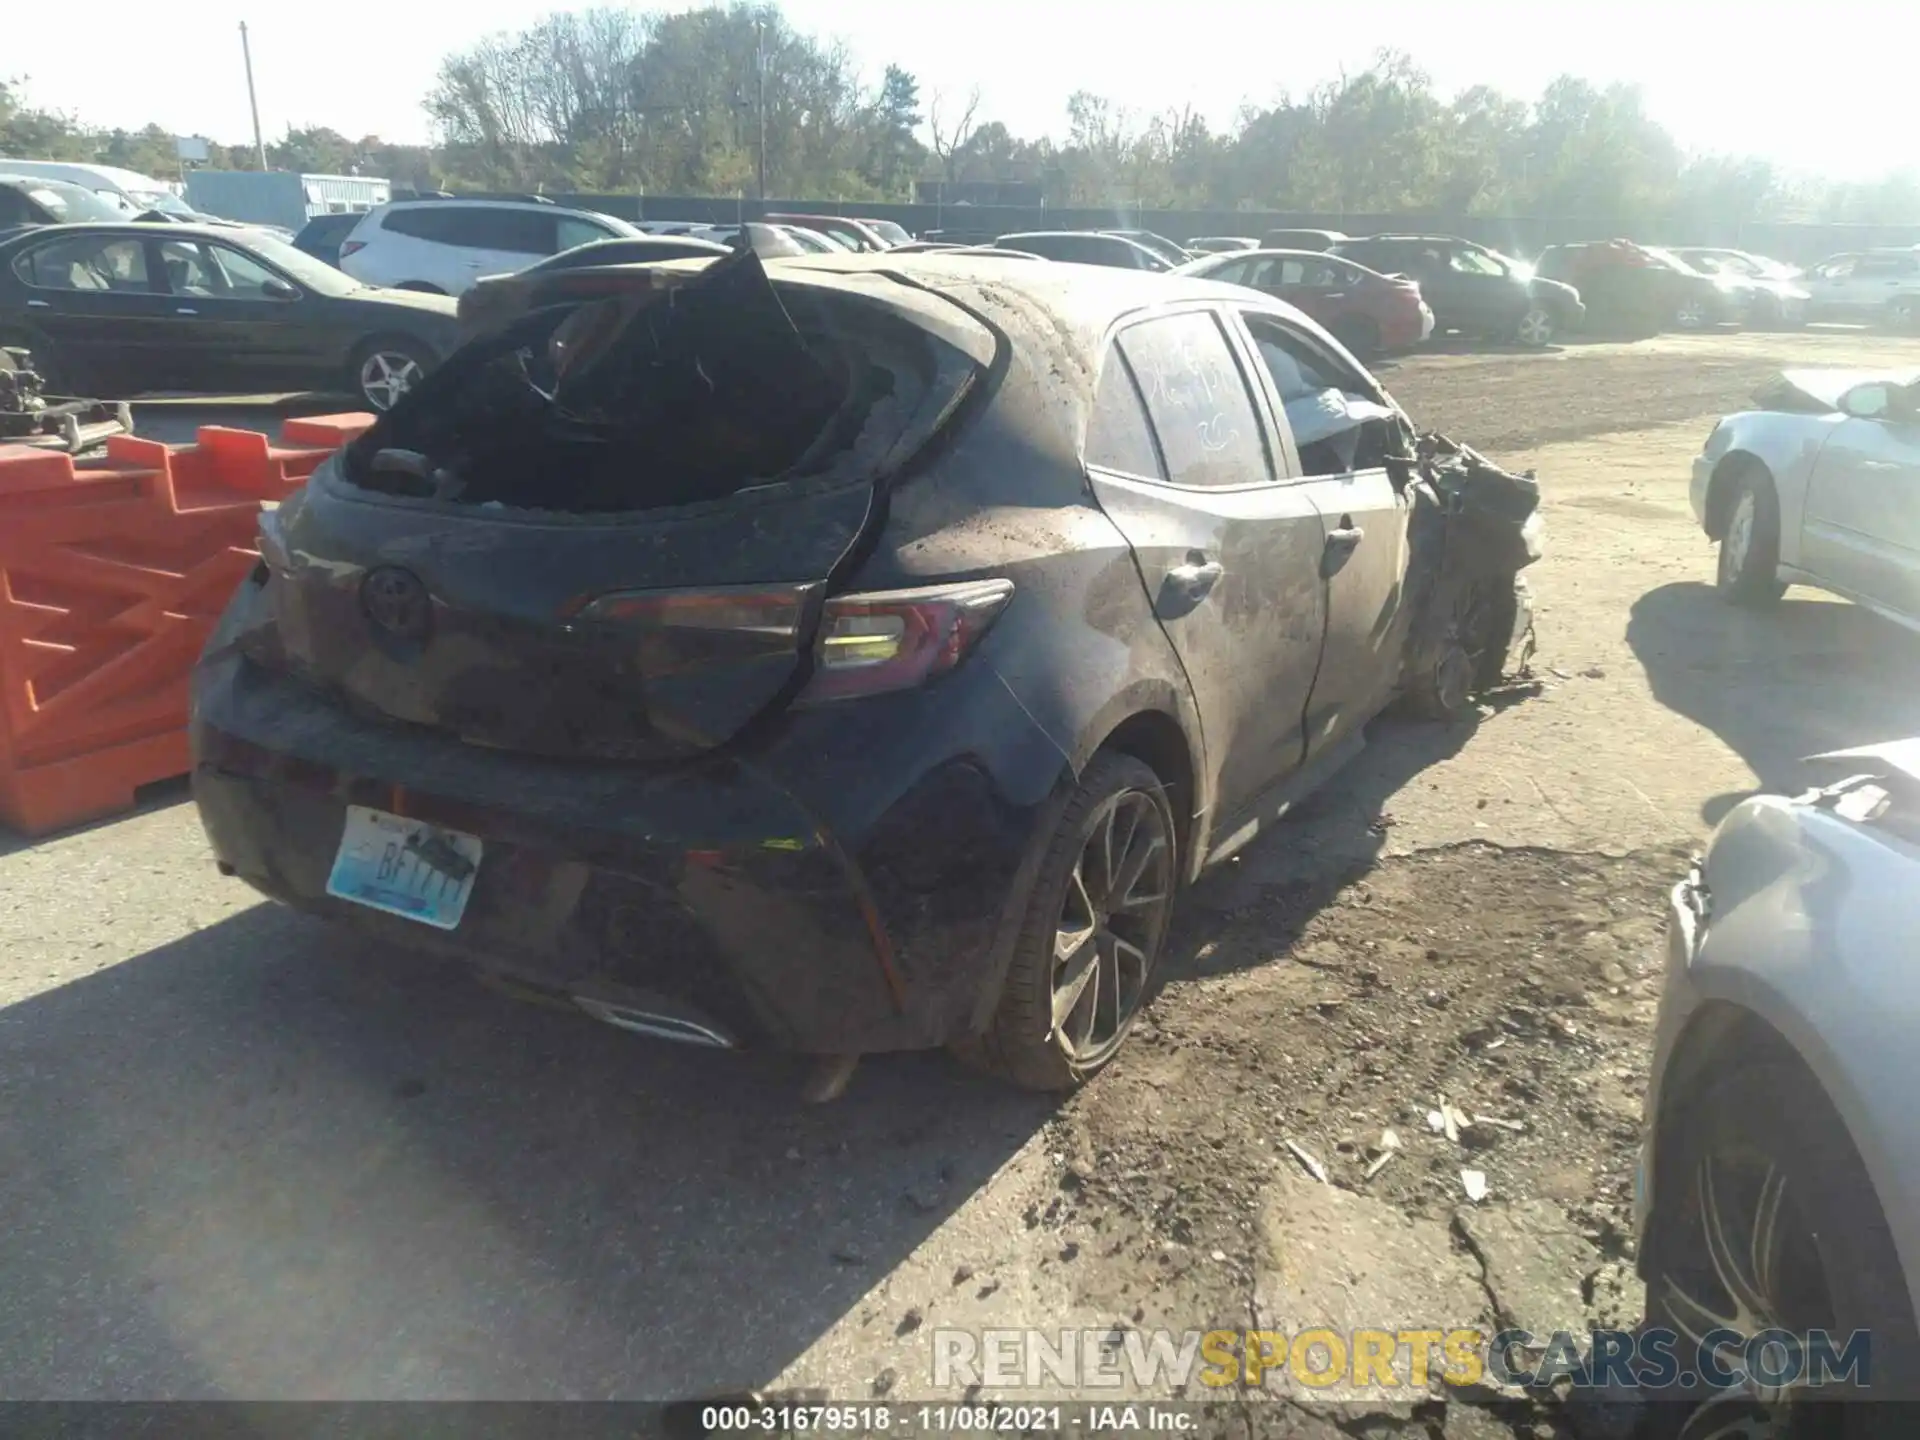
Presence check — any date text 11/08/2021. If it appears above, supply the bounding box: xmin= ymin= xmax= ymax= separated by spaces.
xmin=697 ymin=1406 xmax=1183 ymax=1433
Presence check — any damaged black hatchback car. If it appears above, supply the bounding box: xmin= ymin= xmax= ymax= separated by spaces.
xmin=191 ymin=249 xmax=1534 ymax=1090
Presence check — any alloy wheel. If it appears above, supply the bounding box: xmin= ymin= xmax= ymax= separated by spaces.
xmin=1517 ymin=306 xmax=1554 ymax=346
xmin=1049 ymin=789 xmax=1174 ymax=1067
xmin=359 ymin=350 xmax=423 ymax=410
xmin=1656 ymin=1150 xmax=1838 ymax=1440
xmin=1678 ymin=299 xmax=1710 ymax=329
xmin=1723 ymin=490 xmax=1756 ymax=577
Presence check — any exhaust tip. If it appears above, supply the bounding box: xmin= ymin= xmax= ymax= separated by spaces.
xmin=574 ymin=995 xmax=738 ymax=1049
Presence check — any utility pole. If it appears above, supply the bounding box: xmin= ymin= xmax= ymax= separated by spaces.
xmin=239 ymin=22 xmax=268 ymax=171
xmin=755 ymin=20 xmax=768 ymax=203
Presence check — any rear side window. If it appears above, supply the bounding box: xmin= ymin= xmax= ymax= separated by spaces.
xmin=1203 ymin=256 xmax=1253 ymax=285
xmin=1115 ymin=312 xmax=1271 ymax=489
xmin=556 ymin=214 xmax=614 ymax=251
xmin=382 ymin=205 xmax=556 ymax=253
xmin=381 ymin=206 xmax=462 ymax=242
xmin=13 ymin=234 xmax=151 ymax=291
xmin=1085 ymin=351 xmax=1164 ymax=479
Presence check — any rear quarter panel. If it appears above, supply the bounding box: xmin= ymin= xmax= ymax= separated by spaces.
xmin=856 ymin=280 xmax=1204 ymax=821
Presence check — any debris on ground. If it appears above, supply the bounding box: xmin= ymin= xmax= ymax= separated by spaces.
xmin=0 ymin=346 xmax=132 ymax=454
xmin=1284 ymin=1138 xmax=1330 ymax=1184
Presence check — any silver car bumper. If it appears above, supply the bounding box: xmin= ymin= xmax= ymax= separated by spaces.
xmin=1689 ymin=454 xmax=1714 ymax=529
xmin=1636 ymin=867 xmax=1709 ymax=1246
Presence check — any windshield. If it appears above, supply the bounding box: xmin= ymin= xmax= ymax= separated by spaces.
xmin=235 ymin=232 xmax=362 ymax=292
xmin=4 ymin=178 xmax=125 ymax=223
xmin=127 ymin=188 xmax=196 ymax=218
xmin=867 ymin=219 xmax=911 ymax=245
xmin=1644 ymin=246 xmax=1706 ymax=276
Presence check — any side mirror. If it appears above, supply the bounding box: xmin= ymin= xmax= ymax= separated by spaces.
xmin=1841 ymin=384 xmax=1891 ymax=421
xmin=261 ymin=277 xmax=299 ymax=301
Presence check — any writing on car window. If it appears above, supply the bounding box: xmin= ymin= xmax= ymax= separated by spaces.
xmin=1116 ymin=312 xmax=1270 ymax=489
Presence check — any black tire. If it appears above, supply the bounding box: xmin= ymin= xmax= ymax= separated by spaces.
xmin=1514 ymin=303 xmax=1556 ymax=347
xmin=1400 ymin=574 xmax=1525 ymax=723
xmin=1330 ymin=316 xmax=1381 ymax=359
xmin=956 ymin=751 xmax=1177 ymax=1091
xmin=1642 ymin=1061 xmax=1920 ymax=1434
xmin=349 ymin=335 xmax=437 ymax=412
xmin=1715 ymin=463 xmax=1787 ymax=607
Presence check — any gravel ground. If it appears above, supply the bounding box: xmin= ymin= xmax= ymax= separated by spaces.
xmin=7 ymin=330 xmax=1920 ymax=1427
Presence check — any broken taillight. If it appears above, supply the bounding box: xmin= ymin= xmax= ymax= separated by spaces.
xmin=798 ymin=579 xmax=1014 ymax=705
xmin=570 ymin=584 xmax=816 ymax=652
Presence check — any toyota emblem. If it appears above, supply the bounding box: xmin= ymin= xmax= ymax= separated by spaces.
xmin=360 ymin=566 xmax=433 ymax=642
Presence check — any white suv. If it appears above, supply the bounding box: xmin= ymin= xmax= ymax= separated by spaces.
xmin=1800 ymin=247 xmax=1920 ymax=331
xmin=338 ymin=199 xmax=641 ymax=296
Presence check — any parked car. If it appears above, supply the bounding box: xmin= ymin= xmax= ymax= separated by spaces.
xmin=188 ymin=251 xmax=1535 ymax=1092
xmin=1175 ymin=248 xmax=1432 ymax=357
xmin=0 ymin=175 xmax=128 ymax=229
xmin=0 ymin=222 xmax=460 ymax=410
xmin=1533 ymin=240 xmax=1739 ymax=332
xmin=1667 ymin=246 xmax=1810 ymax=327
xmin=291 ymin=212 xmax=367 ymax=269
xmin=1333 ymin=234 xmax=1583 ymax=346
xmin=457 ymin=234 xmax=731 ymax=337
xmin=337 ymin=199 xmax=642 ymax=297
xmin=1261 ymin=229 xmax=1347 ymax=252
xmin=1798 ymin=249 xmax=1920 ymax=331
xmin=1667 ymin=246 xmax=1802 ymax=281
xmin=1186 ymin=237 xmax=1259 ymax=255
xmin=993 ymin=231 xmax=1172 ymax=270
xmin=771 ymin=225 xmax=851 ymax=254
xmin=1636 ymin=740 xmax=1920 ymax=1430
xmin=0 ymin=159 xmax=198 ymax=220
xmin=764 ymin=214 xmax=894 ymax=251
xmin=1104 ymin=230 xmax=1192 ymax=267
xmin=1693 ymin=367 xmax=1920 ymax=621
xmin=685 ymin=223 xmax=809 ymax=258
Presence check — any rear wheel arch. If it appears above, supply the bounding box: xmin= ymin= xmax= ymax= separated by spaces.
xmin=1096 ymin=708 xmax=1197 ymax=870
xmin=1704 ymin=450 xmax=1775 ymax=539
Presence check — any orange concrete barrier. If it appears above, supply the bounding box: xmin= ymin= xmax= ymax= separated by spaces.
xmin=0 ymin=414 xmax=375 ymax=835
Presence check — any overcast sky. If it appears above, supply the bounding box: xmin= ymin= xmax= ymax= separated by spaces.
xmin=12 ymin=0 xmax=1912 ymax=183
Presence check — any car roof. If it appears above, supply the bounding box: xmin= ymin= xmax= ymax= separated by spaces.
xmin=377 ymin=197 xmax=609 ymax=219
xmin=658 ymin=251 xmax=1313 ymax=350
xmin=0 ymin=220 xmax=267 ymax=247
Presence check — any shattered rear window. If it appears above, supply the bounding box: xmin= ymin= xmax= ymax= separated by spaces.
xmin=344 ymin=250 xmax=968 ymax=514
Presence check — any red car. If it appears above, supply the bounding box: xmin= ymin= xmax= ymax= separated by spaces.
xmin=1176 ymin=248 xmax=1434 ymax=357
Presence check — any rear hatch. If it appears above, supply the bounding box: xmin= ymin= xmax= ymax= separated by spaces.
xmin=255 ymin=252 xmax=995 ymax=761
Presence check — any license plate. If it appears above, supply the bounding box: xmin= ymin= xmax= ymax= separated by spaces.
xmin=326 ymin=805 xmax=484 ymax=930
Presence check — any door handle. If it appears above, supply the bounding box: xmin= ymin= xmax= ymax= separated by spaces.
xmin=1165 ymin=559 xmax=1224 ymax=602
xmin=175 ymin=307 xmax=199 ymax=315
xmin=27 ymin=299 xmax=49 ymax=308
xmin=1322 ymin=523 xmax=1364 ymax=577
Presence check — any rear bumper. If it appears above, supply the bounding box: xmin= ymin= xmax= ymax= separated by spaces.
xmin=191 ymin=653 xmax=1061 ymax=1054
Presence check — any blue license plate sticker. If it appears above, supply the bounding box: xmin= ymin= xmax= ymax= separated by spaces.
xmin=325 ymin=805 xmax=484 ymax=931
